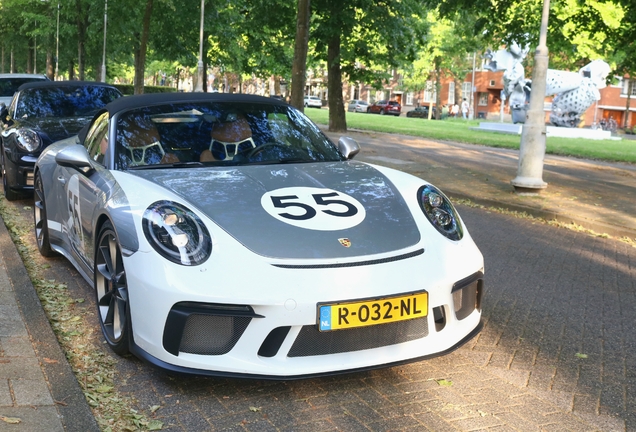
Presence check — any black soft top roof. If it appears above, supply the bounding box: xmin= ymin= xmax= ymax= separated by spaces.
xmin=17 ymin=80 xmax=120 ymax=92
xmin=104 ymin=92 xmax=288 ymax=115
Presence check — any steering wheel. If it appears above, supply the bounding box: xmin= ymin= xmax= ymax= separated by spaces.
xmin=248 ymin=141 xmax=286 ymax=158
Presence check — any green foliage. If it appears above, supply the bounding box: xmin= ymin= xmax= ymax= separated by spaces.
xmin=311 ymin=0 xmax=429 ymax=86
xmin=430 ymin=0 xmax=628 ymax=71
xmin=112 ymin=84 xmax=176 ymax=95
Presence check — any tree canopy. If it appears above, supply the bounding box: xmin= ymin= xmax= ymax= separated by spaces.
xmin=0 ymin=0 xmax=632 ymax=127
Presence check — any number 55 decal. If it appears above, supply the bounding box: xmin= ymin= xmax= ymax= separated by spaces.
xmin=261 ymin=187 xmax=366 ymax=231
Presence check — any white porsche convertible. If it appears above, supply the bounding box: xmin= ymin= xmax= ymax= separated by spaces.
xmin=34 ymin=93 xmax=484 ymax=379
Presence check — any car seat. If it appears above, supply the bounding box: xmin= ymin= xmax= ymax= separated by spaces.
xmin=124 ymin=117 xmax=178 ymax=165
xmin=200 ymin=116 xmax=255 ymax=162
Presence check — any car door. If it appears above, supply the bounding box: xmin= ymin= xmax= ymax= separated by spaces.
xmin=55 ymin=112 xmax=109 ymax=274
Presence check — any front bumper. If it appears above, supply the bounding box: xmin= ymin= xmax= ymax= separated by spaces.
xmin=123 ymin=241 xmax=484 ymax=378
xmin=3 ymin=154 xmax=36 ymax=191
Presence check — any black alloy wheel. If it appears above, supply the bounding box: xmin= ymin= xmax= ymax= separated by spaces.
xmin=1 ymin=147 xmax=20 ymax=201
xmin=33 ymin=172 xmax=56 ymax=257
xmin=95 ymin=221 xmax=131 ymax=355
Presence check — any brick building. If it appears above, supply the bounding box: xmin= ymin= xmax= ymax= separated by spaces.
xmin=337 ymin=64 xmax=635 ymax=130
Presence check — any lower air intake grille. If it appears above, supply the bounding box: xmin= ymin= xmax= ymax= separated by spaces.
xmin=179 ymin=315 xmax=251 ymax=355
xmin=287 ymin=317 xmax=428 ymax=357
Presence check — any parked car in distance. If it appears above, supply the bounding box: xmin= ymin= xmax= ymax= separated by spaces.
xmin=406 ymin=106 xmax=437 ymax=119
xmin=367 ymin=100 xmax=401 ymax=116
xmin=347 ymin=99 xmax=369 ymax=113
xmin=0 ymin=73 xmax=49 ymax=106
xmin=304 ymin=95 xmax=322 ymax=108
xmin=33 ymin=92 xmax=484 ymax=379
xmin=0 ymin=80 xmax=122 ymax=200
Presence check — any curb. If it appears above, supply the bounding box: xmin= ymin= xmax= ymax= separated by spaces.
xmin=0 ymin=216 xmax=100 ymax=432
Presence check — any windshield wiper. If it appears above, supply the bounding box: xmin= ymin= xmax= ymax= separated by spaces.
xmin=127 ymin=161 xmax=204 ymax=170
xmin=242 ymin=158 xmax=312 ymax=166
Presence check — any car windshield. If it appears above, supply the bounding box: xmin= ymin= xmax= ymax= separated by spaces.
xmin=0 ymin=77 xmax=46 ymax=97
xmin=115 ymin=101 xmax=343 ymax=169
xmin=14 ymin=85 xmax=121 ymax=118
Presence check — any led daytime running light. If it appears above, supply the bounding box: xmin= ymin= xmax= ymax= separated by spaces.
xmin=418 ymin=185 xmax=463 ymax=241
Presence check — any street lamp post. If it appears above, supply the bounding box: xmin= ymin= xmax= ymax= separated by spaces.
xmin=101 ymin=0 xmax=107 ymax=82
xmin=511 ymin=0 xmax=551 ymax=193
xmin=34 ymin=25 xmax=37 ymax=74
xmin=194 ymin=0 xmax=205 ymax=92
xmin=54 ymin=2 xmax=60 ymax=79
xmin=55 ymin=3 xmax=59 ymax=80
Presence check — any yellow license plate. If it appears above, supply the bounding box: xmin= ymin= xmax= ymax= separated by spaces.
xmin=318 ymin=291 xmax=428 ymax=332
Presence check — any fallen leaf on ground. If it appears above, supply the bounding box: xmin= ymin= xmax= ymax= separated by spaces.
xmin=1 ymin=416 xmax=21 ymax=424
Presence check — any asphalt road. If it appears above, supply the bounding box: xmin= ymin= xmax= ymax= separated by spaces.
xmin=5 ymin=186 xmax=635 ymax=431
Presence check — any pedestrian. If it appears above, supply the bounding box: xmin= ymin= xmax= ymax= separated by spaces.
xmin=461 ymin=98 xmax=469 ymax=119
xmin=451 ymin=103 xmax=459 ymax=118
xmin=442 ymin=104 xmax=449 ymax=120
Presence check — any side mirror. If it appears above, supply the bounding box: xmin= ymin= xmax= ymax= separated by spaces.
xmin=337 ymin=136 xmax=360 ymax=160
xmin=55 ymin=145 xmax=95 ymax=175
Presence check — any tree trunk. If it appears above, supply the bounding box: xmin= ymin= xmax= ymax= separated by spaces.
xmin=202 ymin=31 xmax=209 ymax=93
xmin=27 ymin=39 xmax=33 ymax=73
xmin=290 ymin=0 xmax=311 ymax=111
xmin=46 ymin=50 xmax=54 ymax=80
xmin=75 ymin=0 xmax=88 ymax=80
xmin=434 ymin=57 xmax=442 ymax=120
xmin=68 ymin=59 xmax=75 ymax=80
xmin=624 ymin=78 xmax=632 ymax=130
xmin=327 ymin=34 xmax=346 ymax=132
xmin=134 ymin=0 xmax=154 ymax=95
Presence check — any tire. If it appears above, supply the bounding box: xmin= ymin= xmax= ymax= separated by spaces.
xmin=2 ymin=154 xmax=20 ymax=201
xmin=380 ymin=109 xmax=385 ymax=115
xmin=95 ymin=221 xmax=131 ymax=355
xmin=33 ymin=172 xmax=57 ymax=257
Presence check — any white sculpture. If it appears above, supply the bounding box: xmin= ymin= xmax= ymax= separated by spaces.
xmin=485 ymin=42 xmax=531 ymax=124
xmin=485 ymin=45 xmax=610 ymax=127
xmin=548 ymin=60 xmax=611 ymax=127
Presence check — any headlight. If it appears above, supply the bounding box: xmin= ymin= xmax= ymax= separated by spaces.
xmin=16 ymin=128 xmax=42 ymax=152
xmin=417 ymin=185 xmax=463 ymax=241
xmin=142 ymin=201 xmax=212 ymax=266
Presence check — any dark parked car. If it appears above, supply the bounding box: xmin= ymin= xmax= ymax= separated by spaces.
xmin=367 ymin=100 xmax=401 ymax=116
xmin=0 ymin=73 xmax=49 ymax=106
xmin=406 ymin=106 xmax=437 ymax=119
xmin=0 ymin=81 xmax=122 ymax=200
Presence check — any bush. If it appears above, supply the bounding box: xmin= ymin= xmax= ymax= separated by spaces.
xmin=112 ymin=84 xmax=177 ymax=96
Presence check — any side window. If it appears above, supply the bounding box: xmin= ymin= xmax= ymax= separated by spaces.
xmin=85 ymin=112 xmax=110 ymax=166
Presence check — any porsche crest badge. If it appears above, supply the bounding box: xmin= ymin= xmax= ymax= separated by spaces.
xmin=338 ymin=238 xmax=351 ymax=248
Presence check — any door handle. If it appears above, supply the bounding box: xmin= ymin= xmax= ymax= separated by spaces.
xmin=57 ymin=176 xmax=66 ymax=185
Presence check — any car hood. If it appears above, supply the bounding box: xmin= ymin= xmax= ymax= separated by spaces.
xmin=128 ymin=161 xmax=422 ymax=259
xmin=16 ymin=116 xmax=91 ymax=143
